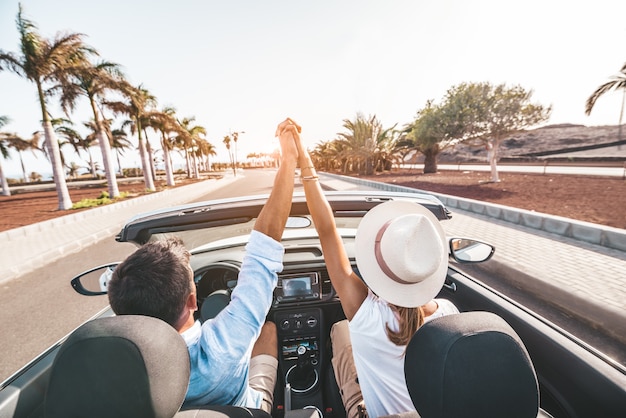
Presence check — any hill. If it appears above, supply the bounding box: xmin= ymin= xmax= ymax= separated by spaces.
xmin=434 ymin=124 xmax=626 ymax=163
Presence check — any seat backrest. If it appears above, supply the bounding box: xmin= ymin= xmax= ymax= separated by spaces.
xmin=44 ymin=315 xmax=190 ymax=418
xmin=404 ymin=311 xmax=540 ymax=418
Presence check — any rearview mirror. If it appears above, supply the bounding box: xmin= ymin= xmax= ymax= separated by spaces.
xmin=449 ymin=238 xmax=495 ymax=263
xmin=71 ymin=263 xmax=120 ymax=296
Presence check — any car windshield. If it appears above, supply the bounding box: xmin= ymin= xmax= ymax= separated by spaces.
xmin=148 ymin=215 xmax=361 ymax=254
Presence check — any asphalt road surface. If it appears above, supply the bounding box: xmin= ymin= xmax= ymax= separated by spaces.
xmin=0 ymin=170 xmax=282 ymax=382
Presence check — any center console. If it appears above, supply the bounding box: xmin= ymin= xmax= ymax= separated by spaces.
xmin=275 ymin=306 xmax=325 ymax=413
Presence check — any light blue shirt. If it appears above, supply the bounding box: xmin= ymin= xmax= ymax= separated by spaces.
xmin=181 ymin=230 xmax=283 ymax=407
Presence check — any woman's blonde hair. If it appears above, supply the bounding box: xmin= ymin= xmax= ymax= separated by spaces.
xmin=385 ymin=305 xmax=425 ymax=347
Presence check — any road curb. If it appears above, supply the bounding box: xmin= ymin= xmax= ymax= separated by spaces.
xmin=0 ymin=176 xmax=239 ymax=284
xmin=478 ymin=259 xmax=626 ymax=347
xmin=319 ymin=172 xmax=626 ymax=252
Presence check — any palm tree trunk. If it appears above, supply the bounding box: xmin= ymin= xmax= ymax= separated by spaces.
xmin=162 ymin=144 xmax=175 ymax=186
xmin=90 ymin=97 xmax=120 ymax=197
xmin=136 ymin=121 xmax=155 ymax=191
xmin=227 ymin=148 xmax=235 ymax=177
xmin=37 ymin=82 xmax=72 ymax=209
xmin=18 ymin=152 xmax=28 ymax=183
xmin=88 ymin=148 xmax=97 ymax=178
xmin=42 ymin=120 xmax=73 ymax=209
xmin=618 ymin=90 xmax=625 ymax=149
xmin=0 ymin=160 xmax=10 ymax=196
xmin=144 ymin=130 xmax=157 ymax=182
xmin=184 ymin=148 xmax=192 ymax=178
xmin=193 ymin=153 xmax=200 ymax=179
xmin=116 ymin=151 xmax=123 ymax=176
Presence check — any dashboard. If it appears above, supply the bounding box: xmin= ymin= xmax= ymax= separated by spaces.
xmin=192 ymin=258 xmax=340 ymax=411
xmin=194 ymin=262 xmax=333 ymax=311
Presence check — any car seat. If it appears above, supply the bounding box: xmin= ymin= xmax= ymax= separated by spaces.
xmin=44 ymin=315 xmax=271 ymax=418
xmin=404 ymin=311 xmax=554 ymax=418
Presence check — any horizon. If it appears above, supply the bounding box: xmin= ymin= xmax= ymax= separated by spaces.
xmin=2 ymin=0 xmax=626 ymax=179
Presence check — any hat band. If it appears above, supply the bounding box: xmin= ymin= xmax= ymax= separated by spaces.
xmin=374 ymin=220 xmax=413 ymax=285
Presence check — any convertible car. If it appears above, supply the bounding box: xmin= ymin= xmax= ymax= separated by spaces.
xmin=0 ymin=190 xmax=625 ymax=417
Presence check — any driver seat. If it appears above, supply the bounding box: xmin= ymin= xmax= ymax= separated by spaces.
xmin=44 ymin=315 xmax=271 ymax=418
xmin=404 ymin=311 xmax=553 ymax=418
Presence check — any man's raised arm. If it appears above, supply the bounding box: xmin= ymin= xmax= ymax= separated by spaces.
xmin=253 ymin=118 xmax=300 ymax=241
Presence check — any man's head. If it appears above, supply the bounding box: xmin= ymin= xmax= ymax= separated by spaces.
xmin=108 ymin=238 xmax=196 ymax=330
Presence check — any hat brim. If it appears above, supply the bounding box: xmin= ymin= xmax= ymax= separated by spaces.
xmin=355 ymin=200 xmax=448 ymax=308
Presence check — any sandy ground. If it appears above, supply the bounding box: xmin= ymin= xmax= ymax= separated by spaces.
xmin=1 ymin=169 xmax=624 ymax=231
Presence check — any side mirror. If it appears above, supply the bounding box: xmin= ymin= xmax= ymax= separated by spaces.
xmin=449 ymin=238 xmax=495 ymax=263
xmin=71 ymin=263 xmax=120 ymax=296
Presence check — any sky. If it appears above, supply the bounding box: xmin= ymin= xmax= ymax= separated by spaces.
xmin=1 ymin=0 xmax=626 ymax=178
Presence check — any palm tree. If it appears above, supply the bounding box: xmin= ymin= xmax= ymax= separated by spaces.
xmin=310 ymin=140 xmax=336 ymax=171
xmin=176 ymin=117 xmax=207 ymax=179
xmin=0 ymin=116 xmax=39 ymax=187
xmin=58 ymin=60 xmax=126 ymax=197
xmin=139 ymin=112 xmax=164 ymax=183
xmin=7 ymin=133 xmax=40 ymax=183
xmin=50 ymin=118 xmax=81 ymax=172
xmin=0 ymin=115 xmax=12 ymax=196
xmin=0 ymin=5 xmax=96 ymax=209
xmin=337 ymin=113 xmax=391 ymax=175
xmin=151 ymin=107 xmax=179 ymax=186
xmin=223 ymin=134 xmax=235 ymax=176
xmin=66 ymin=161 xmax=81 ymax=179
xmin=231 ymin=131 xmax=244 ymax=170
xmin=105 ymin=83 xmax=157 ymax=191
xmin=109 ymin=126 xmax=132 ymax=176
xmin=311 ymin=138 xmax=350 ymax=173
xmin=83 ymin=120 xmax=106 ymax=178
xmin=586 ymin=62 xmax=626 ymax=143
xmin=196 ymin=139 xmax=217 ymax=172
xmin=374 ymin=127 xmax=402 ymax=172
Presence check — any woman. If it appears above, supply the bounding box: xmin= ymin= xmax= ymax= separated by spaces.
xmin=285 ymin=120 xmax=458 ymax=417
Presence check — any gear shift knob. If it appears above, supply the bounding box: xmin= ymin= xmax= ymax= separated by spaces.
xmin=296 ymin=345 xmax=308 ymax=369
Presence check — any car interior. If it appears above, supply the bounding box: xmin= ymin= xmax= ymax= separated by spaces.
xmin=1 ymin=192 xmax=625 ymax=417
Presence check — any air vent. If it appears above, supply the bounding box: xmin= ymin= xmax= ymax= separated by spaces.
xmin=319 ymin=269 xmax=333 ymax=295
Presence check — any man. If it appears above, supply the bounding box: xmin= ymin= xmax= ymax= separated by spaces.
xmin=107 ymin=118 xmax=301 ymax=413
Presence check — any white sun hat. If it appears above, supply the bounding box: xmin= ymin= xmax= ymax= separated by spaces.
xmin=355 ymin=200 xmax=448 ymax=308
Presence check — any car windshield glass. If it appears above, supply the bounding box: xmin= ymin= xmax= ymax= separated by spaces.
xmin=147 ymin=214 xmax=363 ymax=253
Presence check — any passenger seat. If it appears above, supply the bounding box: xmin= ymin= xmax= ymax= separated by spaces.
xmin=404 ymin=311 xmax=554 ymax=418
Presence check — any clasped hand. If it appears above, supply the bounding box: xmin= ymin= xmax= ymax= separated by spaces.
xmin=275 ymin=118 xmax=302 ymax=162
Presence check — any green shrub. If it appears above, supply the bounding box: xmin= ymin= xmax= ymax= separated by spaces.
xmin=72 ymin=191 xmax=131 ymax=209
xmin=72 ymin=197 xmax=112 ymax=209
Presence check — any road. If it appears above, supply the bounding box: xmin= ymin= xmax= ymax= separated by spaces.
xmin=0 ymin=171 xmax=281 ymax=383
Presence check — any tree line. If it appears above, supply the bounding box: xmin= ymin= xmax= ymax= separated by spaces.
xmin=313 ymin=83 xmax=552 ymax=184
xmin=0 ymin=4 xmax=221 ymax=207
xmin=311 ymin=65 xmax=626 ymax=184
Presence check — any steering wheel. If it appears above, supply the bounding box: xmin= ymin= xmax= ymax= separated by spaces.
xmin=200 ymin=289 xmax=231 ymax=322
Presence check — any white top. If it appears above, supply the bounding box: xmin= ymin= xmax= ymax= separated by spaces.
xmin=349 ymin=290 xmax=459 ymax=417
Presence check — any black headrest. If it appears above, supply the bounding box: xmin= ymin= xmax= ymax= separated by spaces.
xmin=404 ymin=311 xmax=539 ymax=418
xmin=45 ymin=315 xmax=190 ymax=418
